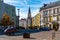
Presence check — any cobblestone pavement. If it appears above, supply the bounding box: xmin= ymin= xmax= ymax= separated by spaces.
xmin=0 ymin=30 xmax=60 ymax=40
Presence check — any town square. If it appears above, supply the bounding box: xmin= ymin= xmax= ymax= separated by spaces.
xmin=0 ymin=0 xmax=60 ymax=40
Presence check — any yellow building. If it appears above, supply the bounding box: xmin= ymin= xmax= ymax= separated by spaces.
xmin=32 ymin=13 xmax=41 ymax=29
xmin=32 ymin=17 xmax=34 ymax=27
xmin=35 ymin=13 xmax=40 ymax=28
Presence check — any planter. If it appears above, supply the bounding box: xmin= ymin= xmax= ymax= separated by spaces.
xmin=23 ymin=33 xmax=30 ymax=38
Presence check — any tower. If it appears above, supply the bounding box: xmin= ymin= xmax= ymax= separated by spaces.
xmin=27 ymin=7 xmax=32 ymax=28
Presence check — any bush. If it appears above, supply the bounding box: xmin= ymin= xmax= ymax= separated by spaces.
xmin=52 ymin=21 xmax=59 ymax=31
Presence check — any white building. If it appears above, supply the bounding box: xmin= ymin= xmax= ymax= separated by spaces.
xmin=19 ymin=19 xmax=27 ymax=29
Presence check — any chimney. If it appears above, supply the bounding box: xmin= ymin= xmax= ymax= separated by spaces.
xmin=44 ymin=4 xmax=47 ymax=7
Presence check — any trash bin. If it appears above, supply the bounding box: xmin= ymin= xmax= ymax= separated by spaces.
xmin=23 ymin=32 xmax=30 ymax=38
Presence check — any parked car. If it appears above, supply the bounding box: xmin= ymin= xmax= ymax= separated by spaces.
xmin=4 ymin=26 xmax=18 ymax=36
xmin=42 ymin=27 xmax=50 ymax=31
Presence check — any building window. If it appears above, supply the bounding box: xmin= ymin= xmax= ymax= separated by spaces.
xmin=57 ymin=16 xmax=60 ymax=21
xmin=49 ymin=9 xmax=52 ymax=14
xmin=57 ymin=16 xmax=59 ymax=21
xmin=59 ymin=8 xmax=60 ymax=13
xmin=53 ymin=9 xmax=55 ymax=14
xmin=0 ymin=5 xmax=1 ymax=9
xmin=43 ymin=17 xmax=45 ymax=23
xmin=44 ymin=17 xmax=48 ymax=22
xmin=59 ymin=16 xmax=60 ymax=21
xmin=57 ymin=8 xmax=59 ymax=13
xmin=12 ymin=17 xmax=14 ymax=21
xmin=53 ymin=8 xmax=57 ymax=14
xmin=49 ymin=16 xmax=53 ymax=22
xmin=46 ymin=18 xmax=48 ymax=22
xmin=43 ymin=10 xmax=48 ymax=15
xmin=53 ymin=16 xmax=57 ymax=21
xmin=12 ymin=9 xmax=15 ymax=12
xmin=12 ymin=14 xmax=14 ymax=16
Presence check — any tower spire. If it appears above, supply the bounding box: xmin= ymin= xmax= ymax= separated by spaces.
xmin=27 ymin=7 xmax=32 ymax=28
xmin=28 ymin=7 xmax=31 ymax=14
xmin=28 ymin=7 xmax=31 ymax=18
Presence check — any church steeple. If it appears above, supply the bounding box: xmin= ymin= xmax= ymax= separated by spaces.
xmin=27 ymin=7 xmax=32 ymax=28
xmin=28 ymin=7 xmax=31 ymax=19
xmin=28 ymin=7 xmax=31 ymax=14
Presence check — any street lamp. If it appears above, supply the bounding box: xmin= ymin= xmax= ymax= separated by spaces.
xmin=17 ymin=9 xmax=20 ymax=16
xmin=17 ymin=9 xmax=20 ymax=27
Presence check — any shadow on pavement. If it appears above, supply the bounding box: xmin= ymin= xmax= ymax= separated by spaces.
xmin=23 ymin=37 xmax=36 ymax=39
xmin=29 ymin=37 xmax=36 ymax=39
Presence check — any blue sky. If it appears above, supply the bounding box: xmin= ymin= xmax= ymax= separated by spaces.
xmin=4 ymin=0 xmax=58 ymax=19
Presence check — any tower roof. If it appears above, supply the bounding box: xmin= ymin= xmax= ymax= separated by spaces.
xmin=28 ymin=7 xmax=31 ymax=19
xmin=40 ymin=1 xmax=60 ymax=11
xmin=28 ymin=7 xmax=31 ymax=14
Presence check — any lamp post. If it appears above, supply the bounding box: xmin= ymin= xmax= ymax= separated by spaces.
xmin=17 ymin=9 xmax=20 ymax=27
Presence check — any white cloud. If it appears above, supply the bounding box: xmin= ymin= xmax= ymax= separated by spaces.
xmin=4 ymin=0 xmax=28 ymax=5
xmin=20 ymin=13 xmax=27 ymax=19
xmin=30 ymin=5 xmax=42 ymax=8
xmin=31 ymin=9 xmax=39 ymax=17
xmin=4 ymin=0 xmax=17 ymax=3
xmin=16 ymin=8 xmax=28 ymax=19
xmin=4 ymin=0 xmax=40 ymax=19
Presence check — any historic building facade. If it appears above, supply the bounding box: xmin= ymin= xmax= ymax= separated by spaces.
xmin=0 ymin=0 xmax=16 ymax=26
xmin=40 ymin=1 xmax=60 ymax=29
